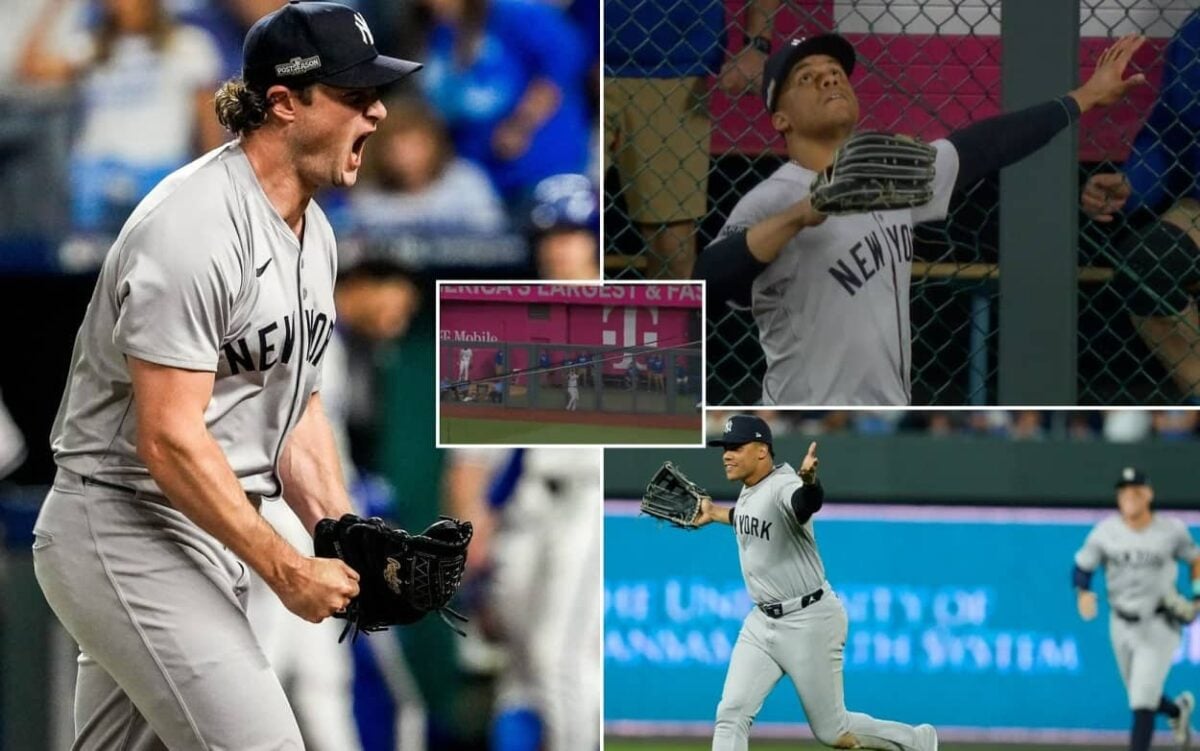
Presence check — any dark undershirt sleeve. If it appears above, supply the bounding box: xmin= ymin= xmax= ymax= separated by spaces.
xmin=947 ymin=95 xmax=1081 ymax=191
xmin=693 ymin=230 xmax=768 ymax=308
xmin=790 ymin=480 xmax=825 ymax=524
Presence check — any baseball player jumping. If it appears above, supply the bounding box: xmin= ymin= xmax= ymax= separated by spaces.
xmin=1074 ymin=467 xmax=1200 ymax=751
xmin=695 ymin=33 xmax=1147 ymax=405
xmin=566 ymin=368 xmax=580 ymax=410
xmin=696 ymin=415 xmax=937 ymax=751
xmin=31 ymin=3 xmax=422 ymax=748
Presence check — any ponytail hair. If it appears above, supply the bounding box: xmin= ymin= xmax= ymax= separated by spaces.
xmin=214 ymin=77 xmax=269 ymax=136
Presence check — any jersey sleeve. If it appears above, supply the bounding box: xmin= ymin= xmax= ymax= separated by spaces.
xmin=910 ymin=139 xmax=960 ymax=225
xmin=1173 ymin=519 xmax=1200 ymax=563
xmin=1073 ymin=525 xmax=1105 ymax=571
xmin=112 ymin=216 xmax=242 ymax=371
xmin=773 ymin=474 xmax=804 ymax=517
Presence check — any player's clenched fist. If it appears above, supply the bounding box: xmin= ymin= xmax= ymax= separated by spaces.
xmin=1077 ymin=589 xmax=1099 ymax=621
xmin=275 ymin=556 xmax=361 ymax=624
xmin=1081 ymin=172 xmax=1131 ymax=223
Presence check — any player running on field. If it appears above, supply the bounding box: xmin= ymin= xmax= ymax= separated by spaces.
xmin=696 ymin=414 xmax=938 ymax=751
xmin=695 ymin=33 xmax=1147 ymax=406
xmin=32 ymin=3 xmax=421 ymax=748
xmin=1074 ymin=466 xmax=1200 ymax=751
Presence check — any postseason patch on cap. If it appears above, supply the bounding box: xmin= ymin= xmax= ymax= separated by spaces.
xmin=275 ymin=55 xmax=322 ymax=77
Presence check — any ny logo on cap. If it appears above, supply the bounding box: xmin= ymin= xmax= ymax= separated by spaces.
xmin=1123 ymin=467 xmax=1136 ymax=481
xmin=725 ymin=419 xmax=734 ymax=433
xmin=354 ymin=12 xmax=374 ymax=46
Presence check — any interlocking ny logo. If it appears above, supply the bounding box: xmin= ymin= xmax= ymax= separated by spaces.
xmin=725 ymin=418 xmax=733 ymax=433
xmin=354 ymin=12 xmax=374 ymax=45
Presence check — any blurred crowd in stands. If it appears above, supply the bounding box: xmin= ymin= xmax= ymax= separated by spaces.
xmin=707 ymin=410 xmax=1200 ymax=442
xmin=0 ymin=0 xmax=600 ymax=277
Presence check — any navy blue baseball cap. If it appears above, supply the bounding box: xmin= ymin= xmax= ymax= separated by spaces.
xmin=1115 ymin=466 xmax=1150 ymax=488
xmin=762 ymin=34 xmax=857 ymax=112
xmin=707 ymin=414 xmax=773 ymax=448
xmin=243 ymin=1 xmax=421 ymax=92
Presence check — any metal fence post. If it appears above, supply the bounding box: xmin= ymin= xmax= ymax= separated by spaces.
xmin=999 ymin=0 xmax=1079 ymax=404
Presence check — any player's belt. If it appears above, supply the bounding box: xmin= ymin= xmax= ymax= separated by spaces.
xmin=60 ymin=468 xmax=262 ymax=508
xmin=759 ymin=588 xmax=824 ymax=619
xmin=1113 ymin=608 xmax=1146 ymax=623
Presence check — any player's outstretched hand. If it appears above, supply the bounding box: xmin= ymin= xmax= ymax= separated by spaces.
xmin=798 ymin=442 xmax=819 ymax=485
xmin=1070 ymin=33 xmax=1147 ymax=112
xmin=275 ymin=556 xmax=361 ymax=624
xmin=1077 ymin=590 xmax=1099 ymax=621
xmin=1081 ymin=172 xmax=1131 ymax=222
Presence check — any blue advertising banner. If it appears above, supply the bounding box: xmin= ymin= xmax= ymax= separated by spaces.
xmin=605 ymin=503 xmax=1200 ymax=739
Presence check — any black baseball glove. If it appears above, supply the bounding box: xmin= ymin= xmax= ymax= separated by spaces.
xmin=315 ymin=513 xmax=473 ymax=642
xmin=641 ymin=461 xmax=708 ymax=529
xmin=810 ymin=131 xmax=938 ymax=215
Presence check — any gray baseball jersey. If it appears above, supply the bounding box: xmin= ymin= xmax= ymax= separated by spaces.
xmin=731 ymin=462 xmax=825 ymax=604
xmin=715 ymin=140 xmax=960 ymax=406
xmin=49 ymin=141 xmax=338 ymax=499
xmin=1074 ymin=514 xmax=1200 ymax=615
xmin=713 ymin=464 xmax=936 ymax=751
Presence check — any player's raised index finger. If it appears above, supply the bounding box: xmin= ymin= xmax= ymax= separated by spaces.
xmin=807 ymin=441 xmax=818 ymax=457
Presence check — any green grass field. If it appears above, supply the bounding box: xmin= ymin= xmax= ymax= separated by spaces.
xmin=439 ymin=417 xmax=699 ymax=445
xmin=604 ymin=742 xmax=1121 ymax=751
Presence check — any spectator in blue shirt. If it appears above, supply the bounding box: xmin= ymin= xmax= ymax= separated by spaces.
xmin=605 ymin=0 xmax=778 ymax=278
xmin=419 ymin=0 xmax=590 ymax=206
xmin=1081 ymin=11 xmax=1200 ymax=402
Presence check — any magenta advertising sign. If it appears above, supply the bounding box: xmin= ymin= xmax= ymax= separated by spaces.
xmin=440 ymin=284 xmax=702 ymax=308
xmin=438 ymin=284 xmax=701 ymax=382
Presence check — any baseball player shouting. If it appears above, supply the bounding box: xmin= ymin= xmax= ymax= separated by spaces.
xmin=1073 ymin=467 xmax=1200 ymax=751
xmin=695 ymin=415 xmax=938 ymax=751
xmin=695 ymin=33 xmax=1147 ymax=405
xmin=31 ymin=2 xmax=422 ymax=749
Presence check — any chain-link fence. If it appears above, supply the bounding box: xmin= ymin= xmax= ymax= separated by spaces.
xmin=440 ymin=341 xmax=702 ymax=414
xmin=605 ymin=0 xmax=1200 ymax=405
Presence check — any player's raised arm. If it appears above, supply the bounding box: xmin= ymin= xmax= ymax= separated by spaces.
xmin=948 ymin=34 xmax=1147 ymax=191
xmin=789 ymin=442 xmax=824 ymax=523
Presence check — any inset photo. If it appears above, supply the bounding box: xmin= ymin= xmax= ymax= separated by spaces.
xmin=437 ymin=282 xmax=704 ymax=445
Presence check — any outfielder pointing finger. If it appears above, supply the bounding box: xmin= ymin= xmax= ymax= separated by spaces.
xmin=31 ymin=3 xmax=421 ymax=748
xmin=696 ymin=33 xmax=1147 ymax=405
xmin=697 ymin=415 xmax=938 ymax=751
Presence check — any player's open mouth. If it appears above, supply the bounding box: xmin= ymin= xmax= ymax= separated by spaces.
xmin=350 ymin=132 xmax=371 ymax=167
